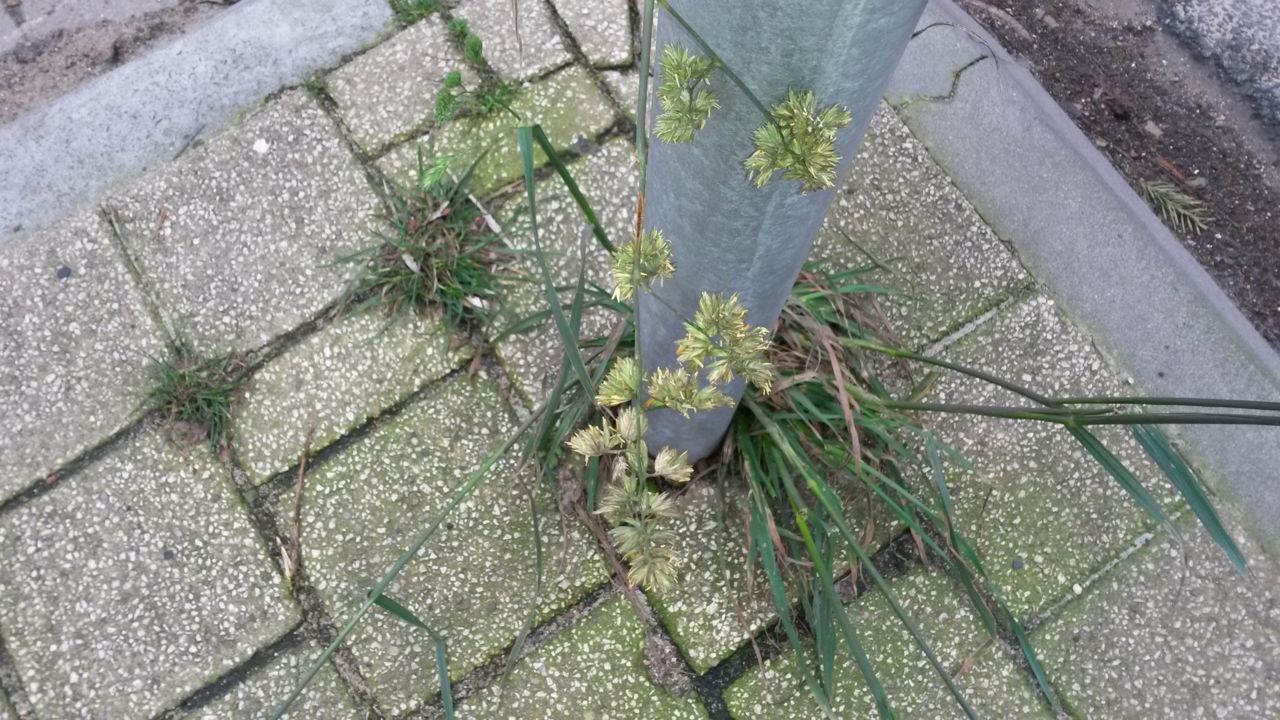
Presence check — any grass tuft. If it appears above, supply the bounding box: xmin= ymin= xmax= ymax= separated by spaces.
xmin=148 ymin=343 xmax=244 ymax=450
xmin=339 ymin=151 xmax=510 ymax=331
xmin=389 ymin=0 xmax=439 ymax=24
xmin=1141 ymin=179 xmax=1211 ymax=234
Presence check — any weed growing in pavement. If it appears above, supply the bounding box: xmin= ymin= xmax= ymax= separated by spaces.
xmin=339 ymin=152 xmax=509 ymax=332
xmin=148 ymin=342 xmax=244 ymax=451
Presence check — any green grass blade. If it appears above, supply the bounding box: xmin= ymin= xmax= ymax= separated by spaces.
xmin=530 ymin=125 xmax=614 ymax=253
xmin=1130 ymin=424 xmax=1246 ymax=573
xmin=1066 ymin=426 xmax=1169 ymax=530
xmin=271 ymin=399 xmax=548 ymax=719
xmin=516 ymin=125 xmax=593 ymax=393
xmin=369 ymin=594 xmax=455 ymax=718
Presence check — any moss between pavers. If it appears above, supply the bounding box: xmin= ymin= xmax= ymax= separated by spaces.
xmin=817 ymin=106 xmax=1029 ymax=349
xmin=452 ymin=0 xmax=571 ymax=81
xmin=0 ymin=207 xmax=167 ymax=503
xmin=724 ymin=570 xmax=1051 ymax=720
xmin=486 ymin=138 xmax=635 ymax=404
xmin=327 ymin=13 xmax=477 ymax=155
xmin=0 ymin=427 xmax=300 ymax=720
xmin=457 ymin=595 xmax=708 ymax=719
xmin=1031 ymin=514 xmax=1280 ymax=719
xmin=923 ymin=294 xmax=1180 ymax=619
xmin=234 ymin=311 xmax=471 ymax=484
xmin=287 ymin=374 xmax=608 ymax=716
xmin=377 ymin=64 xmax=616 ymax=196
xmin=186 ymin=641 xmax=363 ymax=719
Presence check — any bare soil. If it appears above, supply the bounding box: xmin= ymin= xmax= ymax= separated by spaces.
xmin=0 ymin=0 xmax=228 ymax=125
xmin=958 ymin=0 xmax=1280 ymax=348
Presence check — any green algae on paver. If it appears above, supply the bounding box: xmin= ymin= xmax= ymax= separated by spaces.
xmin=327 ymin=13 xmax=476 ymax=154
xmin=1032 ymin=514 xmax=1280 ymax=719
xmin=0 ymin=208 xmax=166 ymax=503
xmin=289 ymin=375 xmax=608 ymax=716
xmin=234 ymin=311 xmax=471 ymax=484
xmin=106 ymin=90 xmax=378 ymax=357
xmin=0 ymin=427 xmax=299 ymax=720
xmin=187 ymin=641 xmax=363 ymax=719
xmin=453 ymin=0 xmax=571 ymax=80
xmin=924 ymin=293 xmax=1179 ymax=619
xmin=552 ymin=0 xmax=633 ymax=67
xmin=487 ymin=139 xmax=634 ymax=402
xmin=457 ymin=595 xmax=708 ymax=719
xmin=377 ymin=64 xmax=616 ymax=196
xmin=725 ymin=570 xmax=1051 ymax=720
xmin=817 ymin=107 xmax=1029 ymax=348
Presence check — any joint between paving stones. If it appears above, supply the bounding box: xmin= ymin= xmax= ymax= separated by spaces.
xmin=99 ymin=205 xmax=183 ymax=351
xmin=151 ymin=629 xmax=311 ymax=720
xmin=536 ymin=0 xmax=638 ymax=126
xmin=0 ymin=629 xmax=34 ymax=720
xmin=921 ymin=281 xmax=1036 ymax=357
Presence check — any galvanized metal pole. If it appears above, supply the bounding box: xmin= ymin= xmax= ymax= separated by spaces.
xmin=639 ymin=0 xmax=928 ymax=460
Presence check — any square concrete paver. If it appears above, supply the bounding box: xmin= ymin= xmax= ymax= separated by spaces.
xmin=378 ymin=63 xmax=617 ymax=196
xmin=923 ymin=294 xmax=1178 ymax=619
xmin=291 ymin=375 xmax=608 ymax=716
xmin=1032 ymin=515 xmax=1280 ymax=719
xmin=0 ymin=428 xmax=299 ymax=720
xmin=818 ymin=107 xmax=1029 ymax=348
xmin=234 ymin=311 xmax=470 ymax=484
xmin=107 ymin=90 xmax=379 ymax=357
xmin=453 ymin=0 xmax=571 ymax=80
xmin=487 ymin=138 xmax=633 ymax=403
xmin=725 ymin=570 xmax=1050 ymax=720
xmin=0 ymin=208 xmax=166 ymax=503
xmin=457 ymin=595 xmax=708 ymax=719
xmin=551 ymin=0 xmax=633 ymax=67
xmin=186 ymin=641 xmax=363 ymax=719
xmin=327 ymin=14 xmax=474 ymax=154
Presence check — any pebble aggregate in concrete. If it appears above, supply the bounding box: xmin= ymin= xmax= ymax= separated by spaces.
xmin=453 ymin=0 xmax=571 ymax=80
xmin=550 ymin=0 xmax=633 ymax=67
xmin=327 ymin=13 xmax=474 ymax=154
xmin=0 ymin=428 xmax=299 ymax=720
xmin=725 ymin=570 xmax=1050 ymax=720
xmin=457 ymin=595 xmax=708 ymax=719
xmin=106 ymin=90 xmax=378 ymax=356
xmin=234 ymin=311 xmax=470 ymax=484
xmin=1033 ymin=514 xmax=1280 ymax=719
xmin=818 ymin=107 xmax=1029 ymax=348
xmin=488 ymin=138 xmax=635 ymax=403
xmin=0 ymin=208 xmax=166 ymax=502
xmin=603 ymin=69 xmax=639 ymax=118
xmin=925 ymin=293 xmax=1178 ymax=618
xmin=287 ymin=375 xmax=607 ymax=715
xmin=378 ymin=63 xmax=616 ymax=195
xmin=185 ymin=641 xmax=363 ymax=719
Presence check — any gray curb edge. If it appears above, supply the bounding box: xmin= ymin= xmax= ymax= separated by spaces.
xmin=887 ymin=0 xmax=1280 ymax=559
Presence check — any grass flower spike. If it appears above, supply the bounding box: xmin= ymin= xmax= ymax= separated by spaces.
xmin=656 ymin=46 xmax=720 ymax=143
xmin=745 ymin=89 xmax=852 ymax=192
xmin=611 ymin=229 xmax=675 ymax=301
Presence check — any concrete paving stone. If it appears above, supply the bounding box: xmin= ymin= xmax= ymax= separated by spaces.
xmin=186 ymin=641 xmax=363 ymax=720
xmin=552 ymin=0 xmax=633 ymax=67
xmin=452 ymin=0 xmax=570 ymax=81
xmin=327 ymin=13 xmax=476 ymax=154
xmin=725 ymin=569 xmax=1050 ymax=720
xmin=486 ymin=138 xmax=634 ymax=403
xmin=649 ymin=473 xmax=902 ymax=675
xmin=106 ymin=90 xmax=379 ymax=357
xmin=603 ymin=69 xmax=639 ymax=118
xmin=815 ymin=106 xmax=1029 ymax=348
xmin=290 ymin=375 xmax=608 ymax=716
xmin=0 ymin=208 xmax=167 ymax=503
xmin=457 ymin=595 xmax=708 ymax=719
xmin=923 ymin=293 xmax=1179 ymax=619
xmin=1032 ymin=513 xmax=1280 ymax=719
xmin=234 ymin=311 xmax=471 ymax=484
xmin=378 ymin=63 xmax=617 ymax=196
xmin=0 ymin=690 xmax=14 ymax=720
xmin=0 ymin=428 xmax=300 ymax=720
